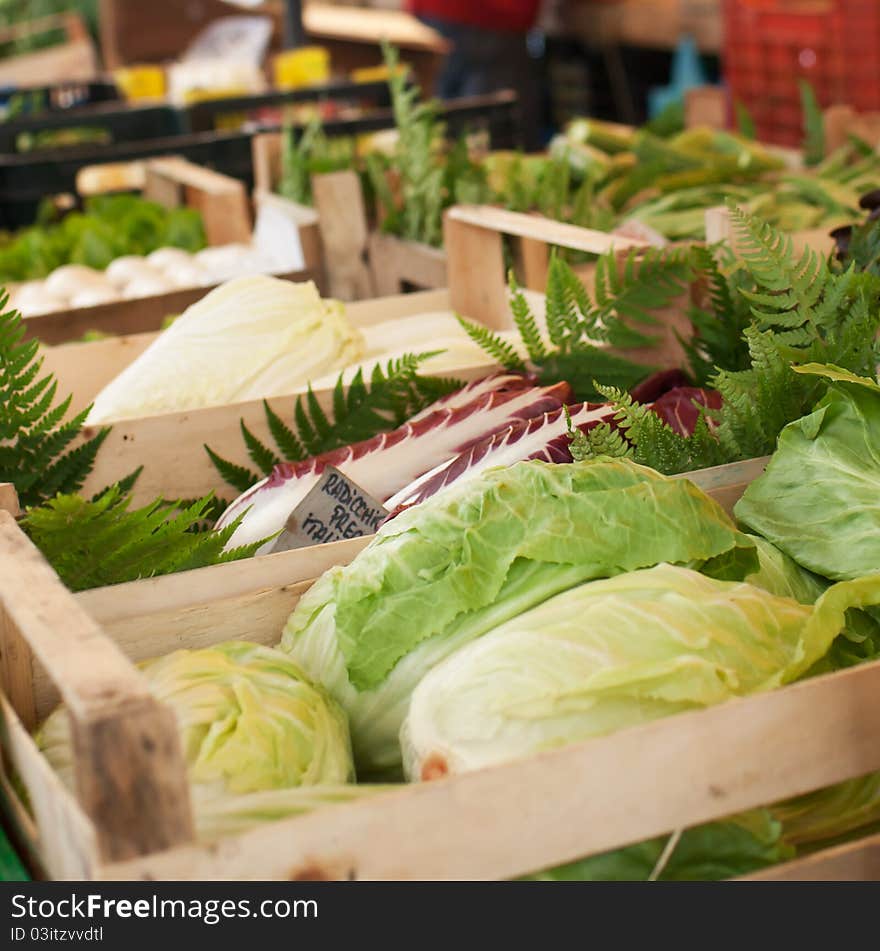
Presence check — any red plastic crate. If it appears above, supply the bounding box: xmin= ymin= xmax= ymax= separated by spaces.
xmin=724 ymin=0 xmax=880 ymax=146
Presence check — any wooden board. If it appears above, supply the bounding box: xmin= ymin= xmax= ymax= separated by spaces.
xmin=0 ymin=483 xmax=20 ymax=518
xmin=565 ymin=0 xmax=722 ymax=54
xmin=312 ymin=170 xmax=375 ymax=300
xmin=4 ymin=453 xmax=880 ymax=880
xmin=143 ymin=157 xmax=252 ymax=247
xmin=0 ymin=13 xmax=97 ymax=87
xmin=98 ymin=0 xmax=286 ymax=70
xmin=104 ymin=661 xmax=880 ymax=880
xmin=368 ymin=232 xmax=448 ymax=295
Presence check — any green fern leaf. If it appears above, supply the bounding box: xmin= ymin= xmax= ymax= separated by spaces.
xmin=240 ymin=420 xmax=280 ymax=474
xmin=456 ymin=316 xmax=526 ymax=370
xmin=203 ymin=445 xmax=259 ymax=494
xmin=22 ymin=488 xmax=269 ymax=592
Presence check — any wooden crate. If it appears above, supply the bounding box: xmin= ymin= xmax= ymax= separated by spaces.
xmin=252 ymin=132 xmax=375 ymax=301
xmin=0 ymin=12 xmax=97 ymax=87
xmin=824 ymin=104 xmax=880 ymax=155
xmin=19 ymin=156 xmax=272 ymax=346
xmin=33 ymin=205 xmax=693 ymax=506
xmin=6 ymin=454 xmax=880 ymax=881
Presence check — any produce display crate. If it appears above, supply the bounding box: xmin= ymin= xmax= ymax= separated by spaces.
xmin=0 ymin=129 xmax=256 ymax=231
xmin=5 ymin=454 xmax=880 ymax=881
xmin=15 ymin=156 xmax=286 ymax=346
xmin=0 ymin=12 xmax=97 ymax=88
xmin=185 ymin=78 xmax=392 ymax=135
xmin=723 ymin=0 xmax=880 ymax=147
xmin=0 ymin=79 xmax=119 ymax=121
xmin=34 ymin=205 xmax=693 ymax=508
xmin=0 ymin=100 xmax=184 ymax=158
xmin=250 ymin=90 xmax=522 ymax=300
xmin=0 ymin=90 xmax=520 ymax=231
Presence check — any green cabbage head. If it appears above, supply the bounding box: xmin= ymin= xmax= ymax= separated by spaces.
xmin=401 ymin=563 xmax=880 ymax=780
xmin=281 ymin=458 xmax=757 ymax=777
xmin=37 ymin=641 xmax=355 ymax=827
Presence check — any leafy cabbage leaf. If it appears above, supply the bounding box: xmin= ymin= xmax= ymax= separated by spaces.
xmin=526 ymin=810 xmax=792 ymax=881
xmin=282 ymin=458 xmax=757 ymax=775
xmin=736 ymin=365 xmax=880 ymax=582
xmin=401 ymin=564 xmax=880 ymax=779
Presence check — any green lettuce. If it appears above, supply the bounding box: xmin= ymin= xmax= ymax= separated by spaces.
xmin=282 ymin=458 xmax=757 ymax=776
xmin=772 ymin=774 xmax=880 ymax=852
xmin=38 ymin=642 xmax=354 ymax=812
xmin=526 ymin=811 xmax=793 ymax=881
xmin=736 ymin=365 xmax=880 ymax=582
xmin=401 ymin=564 xmax=880 ymax=779
xmin=745 ymin=535 xmax=828 ymax=604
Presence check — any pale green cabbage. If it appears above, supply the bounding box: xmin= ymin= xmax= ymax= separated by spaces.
xmin=745 ymin=535 xmax=828 ymax=604
xmin=736 ymin=365 xmax=880 ymax=582
xmin=281 ymin=458 xmax=757 ymax=776
xmin=86 ymin=276 xmax=364 ymax=422
xmin=400 ymin=564 xmax=880 ymax=780
xmin=38 ymin=641 xmax=354 ymax=816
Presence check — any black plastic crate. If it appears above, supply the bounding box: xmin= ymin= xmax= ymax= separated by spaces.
xmin=0 ymin=100 xmax=185 ymax=156
xmin=0 ymin=129 xmax=253 ymax=229
xmin=185 ymin=78 xmax=392 ymax=133
xmin=0 ymin=80 xmax=120 ymax=120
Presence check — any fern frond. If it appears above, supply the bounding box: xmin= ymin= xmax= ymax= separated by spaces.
xmin=22 ymin=488 xmax=267 ymax=592
xmin=204 ymin=445 xmax=259 ymax=494
xmin=457 ymin=316 xmax=526 ymax=370
xmin=240 ymin=421 xmax=280 ymax=474
xmin=0 ymin=297 xmax=107 ymax=507
xmin=508 ymin=271 xmax=546 ymax=362
xmin=205 ymin=353 xmax=464 ymax=491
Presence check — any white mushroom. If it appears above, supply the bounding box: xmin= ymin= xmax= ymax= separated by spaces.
xmin=44 ymin=265 xmax=111 ymax=301
xmin=105 ymin=256 xmax=161 ymax=290
xmin=123 ymin=274 xmax=176 ymax=299
xmin=147 ymin=247 xmax=194 ymax=271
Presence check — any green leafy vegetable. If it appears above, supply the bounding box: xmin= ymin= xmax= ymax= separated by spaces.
xmin=401 ymin=564 xmax=880 ymax=780
xmin=281 ymin=457 xmax=757 ymax=776
xmin=38 ymin=641 xmax=355 ymax=840
xmin=528 ymin=811 xmax=791 ymax=881
xmin=0 ymin=194 xmax=206 ymax=283
xmin=735 ymin=365 xmax=880 ymax=582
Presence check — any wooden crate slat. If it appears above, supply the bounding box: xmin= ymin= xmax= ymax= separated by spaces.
xmin=0 ymin=483 xmax=19 ymax=517
xmin=0 ymin=514 xmax=195 ymax=862
xmin=744 ymin=831 xmax=880 ymax=881
xmin=102 ymin=659 xmax=880 ymax=881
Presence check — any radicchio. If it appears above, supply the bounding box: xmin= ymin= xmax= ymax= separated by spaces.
xmin=384 ymin=385 xmax=721 ymax=514
xmin=217 ymin=374 xmax=573 ymax=552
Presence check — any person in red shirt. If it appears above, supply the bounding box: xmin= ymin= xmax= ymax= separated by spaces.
xmin=407 ymin=0 xmax=543 ymax=147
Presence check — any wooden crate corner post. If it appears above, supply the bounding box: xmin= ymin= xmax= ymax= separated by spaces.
xmin=312 ymin=170 xmax=376 ymax=300
xmin=0 ymin=514 xmax=195 ymax=874
xmin=444 ymin=205 xmax=654 ymax=333
xmin=144 ymin=157 xmax=252 ymax=246
xmin=0 ymin=484 xmax=20 ymax=518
